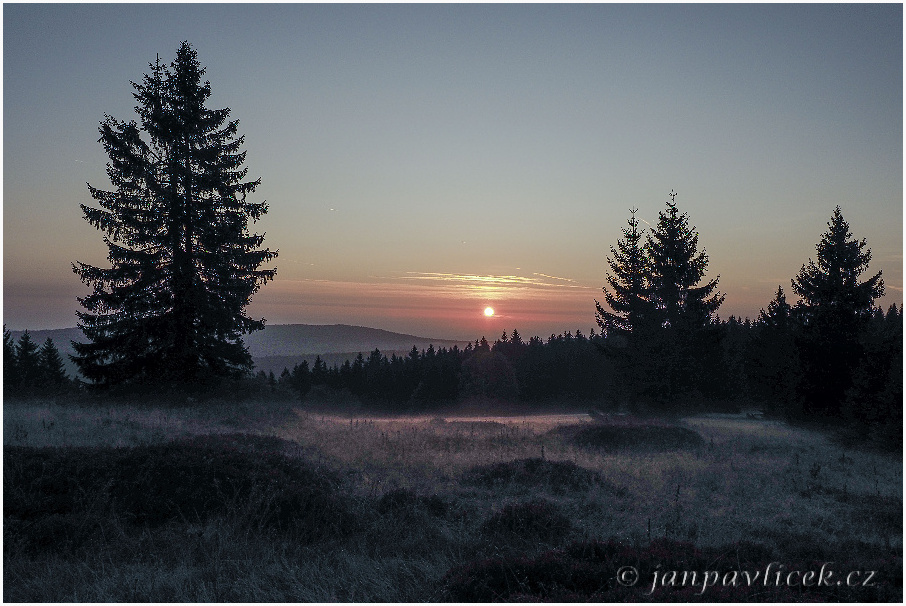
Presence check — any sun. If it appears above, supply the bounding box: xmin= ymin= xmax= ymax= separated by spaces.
xmin=484 ymin=307 xmax=495 ymax=317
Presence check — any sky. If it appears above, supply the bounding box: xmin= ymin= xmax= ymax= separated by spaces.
xmin=3 ymin=4 xmax=903 ymax=341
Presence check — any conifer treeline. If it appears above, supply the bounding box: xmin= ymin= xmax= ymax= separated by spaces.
xmin=591 ymin=199 xmax=900 ymax=446
xmin=258 ymin=306 xmax=900 ymax=449
xmin=260 ymin=329 xmax=613 ymax=407
xmin=3 ymin=327 xmax=73 ymax=396
xmin=257 ymin=201 xmax=900 ymax=449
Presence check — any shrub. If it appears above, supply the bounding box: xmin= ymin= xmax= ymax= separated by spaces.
xmin=4 ymin=433 xmax=352 ymax=550
xmin=553 ymin=418 xmax=705 ymax=452
xmin=109 ymin=437 xmax=346 ymax=535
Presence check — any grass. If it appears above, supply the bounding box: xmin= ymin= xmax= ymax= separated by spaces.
xmin=462 ymin=457 xmax=606 ymax=494
xmin=3 ymin=397 xmax=902 ymax=601
xmin=440 ymin=537 xmax=902 ymax=601
xmin=479 ymin=499 xmax=573 ymax=545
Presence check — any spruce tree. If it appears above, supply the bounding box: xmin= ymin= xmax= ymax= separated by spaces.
xmin=758 ymin=286 xmax=793 ymax=330
xmin=792 ymin=207 xmax=883 ymax=324
xmin=16 ymin=331 xmax=41 ymax=392
xmin=311 ymin=356 xmax=327 ymax=385
xmin=38 ymin=338 xmax=70 ymax=392
xmin=290 ymin=360 xmax=312 ymax=399
xmin=644 ymin=191 xmax=724 ymax=403
xmin=646 ymin=191 xmax=724 ymax=328
xmin=748 ymin=286 xmax=800 ymax=413
xmin=72 ymin=42 xmax=277 ymax=385
xmin=791 ymin=206 xmax=884 ymax=419
xmin=595 ymin=208 xmax=652 ymax=336
xmin=843 ymin=303 xmax=902 ymax=447
xmin=595 ymin=208 xmax=658 ymax=407
xmin=3 ymin=324 xmax=19 ymax=394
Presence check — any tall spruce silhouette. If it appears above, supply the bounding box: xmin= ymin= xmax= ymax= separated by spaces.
xmin=3 ymin=325 xmax=18 ymax=393
xmin=72 ymin=42 xmax=277 ymax=385
xmin=15 ymin=331 xmax=41 ymax=390
xmin=791 ymin=206 xmax=883 ymax=418
xmin=39 ymin=338 xmax=70 ymax=390
xmin=646 ymin=191 xmax=724 ymax=328
xmin=595 ymin=208 xmax=657 ymax=407
xmin=595 ymin=208 xmax=651 ymax=335
xmin=644 ymin=191 xmax=724 ymax=402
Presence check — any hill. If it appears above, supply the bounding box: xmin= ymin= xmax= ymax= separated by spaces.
xmin=7 ymin=324 xmax=468 ymax=378
xmin=242 ymin=324 xmax=466 ymax=358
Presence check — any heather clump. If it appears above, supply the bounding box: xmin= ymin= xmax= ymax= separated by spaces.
xmin=4 ymin=433 xmax=352 ymax=550
xmin=553 ymin=417 xmax=705 ymax=452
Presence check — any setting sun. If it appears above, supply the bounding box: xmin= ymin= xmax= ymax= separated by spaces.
xmin=484 ymin=307 xmax=494 ymax=317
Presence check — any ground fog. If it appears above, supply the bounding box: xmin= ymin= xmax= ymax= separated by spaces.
xmin=4 ymin=398 xmax=901 ymax=601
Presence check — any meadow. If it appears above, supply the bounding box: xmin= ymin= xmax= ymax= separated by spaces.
xmin=3 ymin=396 xmax=902 ymax=601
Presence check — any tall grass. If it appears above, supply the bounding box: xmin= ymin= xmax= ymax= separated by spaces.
xmin=4 ymin=398 xmax=901 ymax=601
xmin=3 ymin=397 xmax=295 ymax=448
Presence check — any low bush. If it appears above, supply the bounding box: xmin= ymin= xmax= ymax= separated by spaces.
xmin=4 ymin=433 xmax=352 ymax=552
xmin=553 ymin=418 xmax=705 ymax=452
xmin=462 ymin=457 xmax=603 ymax=494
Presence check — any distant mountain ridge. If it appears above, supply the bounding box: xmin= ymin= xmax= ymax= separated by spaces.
xmin=7 ymin=324 xmax=468 ymax=378
xmin=242 ymin=323 xmax=466 ymax=358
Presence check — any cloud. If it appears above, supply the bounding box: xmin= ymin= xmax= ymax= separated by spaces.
xmin=533 ymin=272 xmax=577 ymax=283
xmin=394 ymin=271 xmax=593 ymax=291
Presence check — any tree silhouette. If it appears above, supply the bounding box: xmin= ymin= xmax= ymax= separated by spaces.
xmin=311 ymin=356 xmax=328 ymax=385
xmin=748 ymin=286 xmax=800 ymax=413
xmin=791 ymin=206 xmax=884 ymax=418
xmin=38 ymin=338 xmax=70 ymax=391
xmin=459 ymin=350 xmax=519 ymax=401
xmin=644 ymin=191 xmax=725 ymax=403
xmin=844 ymin=304 xmax=902 ymax=447
xmin=792 ymin=206 xmax=883 ymax=323
xmin=72 ymin=42 xmax=277 ymax=386
xmin=16 ymin=331 xmax=40 ymax=391
xmin=594 ymin=208 xmax=660 ymax=407
xmin=595 ymin=208 xmax=652 ymax=336
xmin=3 ymin=325 xmax=18 ymax=393
xmin=290 ymin=360 xmax=312 ymax=399
xmin=646 ymin=191 xmax=724 ymax=329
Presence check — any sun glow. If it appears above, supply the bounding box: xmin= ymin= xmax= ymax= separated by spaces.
xmin=484 ymin=307 xmax=495 ymax=317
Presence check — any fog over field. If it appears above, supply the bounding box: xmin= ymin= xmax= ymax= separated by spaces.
xmin=4 ymin=400 xmax=901 ymax=601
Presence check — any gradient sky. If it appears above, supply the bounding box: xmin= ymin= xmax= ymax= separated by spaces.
xmin=4 ymin=4 xmax=902 ymax=341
